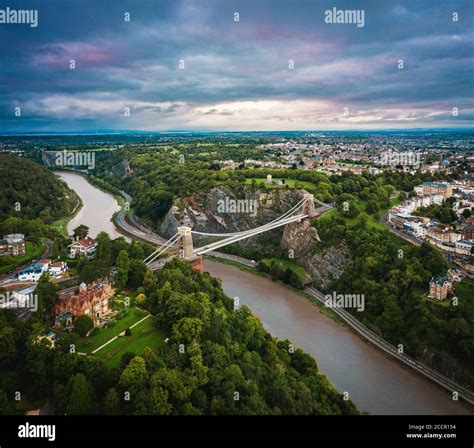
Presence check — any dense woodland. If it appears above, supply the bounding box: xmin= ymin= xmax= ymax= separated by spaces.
xmin=0 ymin=257 xmax=357 ymax=415
xmin=0 ymin=154 xmax=78 ymax=223
xmin=316 ymin=219 xmax=474 ymax=383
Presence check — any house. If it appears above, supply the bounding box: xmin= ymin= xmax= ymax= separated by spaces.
xmin=37 ymin=259 xmax=51 ymax=269
xmin=462 ymin=225 xmax=474 ymax=241
xmin=11 ymin=285 xmax=37 ymax=309
xmin=425 ymin=224 xmax=461 ymax=246
xmin=54 ymin=311 xmax=73 ymax=329
xmin=455 ymin=240 xmax=473 ymax=256
xmin=18 ymin=263 xmax=48 ymax=281
xmin=49 ymin=261 xmax=67 ymax=277
xmin=35 ymin=329 xmax=57 ymax=348
xmin=68 ymin=236 xmax=98 ymax=258
xmin=0 ymin=234 xmax=26 ymax=256
xmin=0 ymin=285 xmax=37 ymax=309
xmin=428 ymin=276 xmax=453 ymax=301
xmin=54 ymin=281 xmax=112 ymax=325
xmin=416 ymin=182 xmax=453 ymax=198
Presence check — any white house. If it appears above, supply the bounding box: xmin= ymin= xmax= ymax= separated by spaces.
xmin=49 ymin=261 xmax=67 ymax=277
xmin=68 ymin=237 xmax=98 ymax=258
xmin=11 ymin=285 xmax=37 ymax=309
xmin=18 ymin=263 xmax=48 ymax=281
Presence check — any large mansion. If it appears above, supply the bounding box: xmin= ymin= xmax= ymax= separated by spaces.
xmin=54 ymin=281 xmax=113 ymax=326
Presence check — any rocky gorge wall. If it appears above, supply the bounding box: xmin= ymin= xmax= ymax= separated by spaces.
xmin=160 ymin=186 xmax=352 ymax=286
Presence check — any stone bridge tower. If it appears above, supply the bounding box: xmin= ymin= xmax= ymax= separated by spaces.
xmin=177 ymin=226 xmax=194 ymax=259
xmin=301 ymin=193 xmax=317 ymax=217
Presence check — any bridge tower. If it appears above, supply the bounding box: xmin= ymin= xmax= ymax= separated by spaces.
xmin=177 ymin=226 xmax=194 ymax=260
xmin=301 ymin=193 xmax=317 ymax=217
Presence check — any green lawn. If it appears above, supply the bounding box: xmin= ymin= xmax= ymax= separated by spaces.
xmin=97 ymin=316 xmax=166 ymax=368
xmin=320 ymin=197 xmax=401 ymax=231
xmin=0 ymin=240 xmax=46 ymax=275
xmin=455 ymin=279 xmax=474 ymax=312
xmin=75 ymin=307 xmax=147 ymax=353
xmin=244 ymin=178 xmax=317 ymax=190
xmin=50 ymin=216 xmax=71 ymax=237
xmin=260 ymin=257 xmax=309 ymax=282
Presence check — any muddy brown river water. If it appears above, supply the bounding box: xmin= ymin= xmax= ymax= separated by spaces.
xmin=205 ymin=260 xmax=472 ymax=415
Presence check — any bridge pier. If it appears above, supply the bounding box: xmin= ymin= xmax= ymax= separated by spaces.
xmin=302 ymin=193 xmax=317 ymax=217
xmin=177 ymin=226 xmax=194 ymax=259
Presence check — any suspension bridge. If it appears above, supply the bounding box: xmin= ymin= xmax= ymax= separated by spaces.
xmin=142 ymin=193 xmax=332 ymax=271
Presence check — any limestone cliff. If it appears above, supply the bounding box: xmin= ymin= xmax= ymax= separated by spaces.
xmin=161 ymin=186 xmax=305 ymax=239
xmin=281 ymin=222 xmax=352 ymax=289
xmin=161 ymin=186 xmax=351 ymax=286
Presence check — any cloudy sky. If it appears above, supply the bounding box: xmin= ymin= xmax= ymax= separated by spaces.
xmin=0 ymin=0 xmax=473 ymax=132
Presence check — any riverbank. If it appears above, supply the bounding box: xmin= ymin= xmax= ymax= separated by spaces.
xmin=50 ymin=189 xmax=83 ymax=237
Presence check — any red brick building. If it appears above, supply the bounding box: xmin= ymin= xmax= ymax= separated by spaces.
xmin=54 ymin=281 xmax=112 ymax=325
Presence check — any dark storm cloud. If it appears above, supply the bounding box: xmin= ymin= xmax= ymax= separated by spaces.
xmin=0 ymin=0 xmax=472 ymax=131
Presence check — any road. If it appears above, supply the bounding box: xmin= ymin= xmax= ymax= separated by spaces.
xmin=380 ymin=214 xmax=473 ymax=278
xmin=0 ymin=239 xmax=53 ymax=285
xmin=305 ymin=286 xmax=474 ymax=406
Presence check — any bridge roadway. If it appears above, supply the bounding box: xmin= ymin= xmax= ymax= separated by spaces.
xmin=194 ymin=213 xmax=308 ymax=255
xmin=113 ymin=193 xmax=474 ymax=407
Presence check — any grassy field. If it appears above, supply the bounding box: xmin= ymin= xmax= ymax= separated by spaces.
xmin=244 ymin=178 xmax=317 ymax=190
xmin=50 ymin=196 xmax=82 ymax=237
xmin=0 ymin=240 xmax=46 ymax=275
xmin=97 ymin=316 xmax=166 ymax=368
xmin=455 ymin=279 xmax=474 ymax=312
xmin=75 ymin=307 xmax=147 ymax=353
xmin=320 ymin=197 xmax=400 ymax=231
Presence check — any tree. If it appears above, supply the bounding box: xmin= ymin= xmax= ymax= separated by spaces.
xmin=128 ymin=259 xmax=147 ymax=288
xmin=0 ymin=327 xmax=16 ymax=366
xmin=74 ymin=315 xmax=94 ymax=337
xmin=172 ymin=317 xmax=203 ymax=344
xmin=95 ymin=232 xmax=113 ymax=266
xmin=136 ymin=293 xmax=147 ymax=307
xmin=129 ymin=242 xmax=144 ymax=260
xmin=143 ymin=269 xmax=157 ymax=295
xmin=120 ymin=352 xmax=136 ymax=369
xmin=103 ymin=387 xmax=121 ymax=415
xmin=56 ymin=373 xmax=95 ymax=415
xmin=35 ymin=273 xmax=58 ymax=318
xmin=73 ymin=224 xmax=89 ymax=239
xmin=119 ymin=356 xmax=148 ymax=391
xmin=115 ymin=250 xmax=130 ymax=290
xmin=0 ymin=389 xmax=16 ymax=415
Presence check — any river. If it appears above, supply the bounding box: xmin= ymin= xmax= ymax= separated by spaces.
xmin=58 ymin=171 xmax=472 ymax=415
xmin=55 ymin=171 xmax=122 ymax=239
